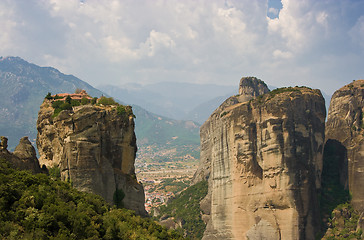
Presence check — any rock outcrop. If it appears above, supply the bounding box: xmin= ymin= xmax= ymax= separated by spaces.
xmin=0 ymin=136 xmax=42 ymax=173
xmin=195 ymin=78 xmax=326 ymax=239
xmin=238 ymin=76 xmax=270 ymax=102
xmin=36 ymin=100 xmax=147 ymax=216
xmin=193 ymin=77 xmax=270 ymax=183
xmin=325 ymin=80 xmax=364 ymax=217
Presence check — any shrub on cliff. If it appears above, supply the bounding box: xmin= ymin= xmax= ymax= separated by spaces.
xmin=51 ymin=101 xmax=73 ymax=118
xmin=81 ymin=97 xmax=90 ymax=105
xmin=71 ymin=99 xmax=80 ymax=107
xmin=98 ymin=96 xmax=118 ymax=106
xmin=91 ymin=97 xmax=98 ymax=105
xmin=0 ymin=158 xmax=184 ymax=239
xmin=117 ymin=105 xmax=135 ymax=118
xmin=45 ymin=92 xmax=52 ymax=100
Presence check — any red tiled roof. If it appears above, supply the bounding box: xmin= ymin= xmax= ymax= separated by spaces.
xmin=52 ymin=90 xmax=92 ymax=101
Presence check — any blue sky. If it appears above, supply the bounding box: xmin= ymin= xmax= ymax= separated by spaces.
xmin=1 ymin=0 xmax=363 ymax=95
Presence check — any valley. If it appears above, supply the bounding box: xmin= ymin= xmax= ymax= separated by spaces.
xmin=135 ymin=150 xmax=199 ymax=213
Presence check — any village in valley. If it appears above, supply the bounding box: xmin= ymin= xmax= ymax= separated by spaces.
xmin=135 ymin=151 xmax=198 ymax=213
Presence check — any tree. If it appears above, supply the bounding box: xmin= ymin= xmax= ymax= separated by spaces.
xmin=75 ymin=88 xmax=83 ymax=94
xmin=81 ymin=97 xmax=90 ymax=105
xmin=65 ymin=95 xmax=72 ymax=104
xmin=91 ymin=97 xmax=98 ymax=105
xmin=45 ymin=92 xmax=52 ymax=100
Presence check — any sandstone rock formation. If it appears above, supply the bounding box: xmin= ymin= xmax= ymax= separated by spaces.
xmin=195 ymin=78 xmax=326 ymax=239
xmin=36 ymin=100 xmax=147 ymax=216
xmin=238 ymin=76 xmax=270 ymax=102
xmin=325 ymin=80 xmax=364 ymax=216
xmin=193 ymin=77 xmax=270 ymax=183
xmin=0 ymin=136 xmax=42 ymax=174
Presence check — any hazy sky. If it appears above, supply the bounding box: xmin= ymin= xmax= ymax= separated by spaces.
xmin=1 ymin=0 xmax=363 ymax=95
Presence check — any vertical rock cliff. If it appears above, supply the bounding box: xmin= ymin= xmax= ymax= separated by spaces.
xmin=325 ymin=80 xmax=364 ymax=215
xmin=36 ymin=100 xmax=147 ymax=216
xmin=196 ymin=78 xmax=326 ymax=240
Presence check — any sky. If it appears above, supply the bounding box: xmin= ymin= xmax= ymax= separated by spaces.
xmin=1 ymin=0 xmax=363 ymax=95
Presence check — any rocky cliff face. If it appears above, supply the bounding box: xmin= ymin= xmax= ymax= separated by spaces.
xmin=36 ymin=100 xmax=146 ymax=216
xmin=325 ymin=80 xmax=364 ymax=214
xmin=196 ymin=79 xmax=326 ymax=239
xmin=0 ymin=136 xmax=42 ymax=174
xmin=238 ymin=76 xmax=270 ymax=102
xmin=193 ymin=77 xmax=270 ymax=183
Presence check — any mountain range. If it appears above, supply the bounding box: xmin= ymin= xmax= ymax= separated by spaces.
xmin=98 ymin=82 xmax=236 ymax=124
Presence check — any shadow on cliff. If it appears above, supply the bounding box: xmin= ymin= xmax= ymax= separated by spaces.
xmin=319 ymin=139 xmax=350 ymax=236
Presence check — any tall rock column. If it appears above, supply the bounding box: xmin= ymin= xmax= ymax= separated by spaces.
xmin=37 ymin=101 xmax=147 ymax=216
xmin=325 ymin=80 xmax=364 ymax=213
xmin=198 ymin=83 xmax=325 ymax=240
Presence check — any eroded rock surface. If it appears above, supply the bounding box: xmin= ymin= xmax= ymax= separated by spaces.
xmin=195 ymin=79 xmax=325 ymax=240
xmin=325 ymin=80 xmax=364 ymax=214
xmin=0 ymin=136 xmax=42 ymax=173
xmin=36 ymin=100 xmax=146 ymax=216
xmin=193 ymin=76 xmax=270 ymax=183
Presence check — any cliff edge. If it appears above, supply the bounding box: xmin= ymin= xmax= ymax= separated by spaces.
xmin=36 ymin=98 xmax=147 ymax=216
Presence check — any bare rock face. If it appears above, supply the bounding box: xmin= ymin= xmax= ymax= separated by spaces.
xmin=325 ymin=80 xmax=364 ymax=213
xmin=0 ymin=136 xmax=42 ymax=174
xmin=197 ymin=83 xmax=326 ymax=239
xmin=36 ymin=100 xmax=147 ymax=216
xmin=238 ymin=76 xmax=270 ymax=102
xmin=193 ymin=77 xmax=270 ymax=184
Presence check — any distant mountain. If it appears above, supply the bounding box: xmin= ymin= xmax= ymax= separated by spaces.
xmin=0 ymin=56 xmax=104 ymax=149
xmin=98 ymin=82 xmax=236 ymax=121
xmin=185 ymin=93 xmax=234 ymax=124
xmin=0 ymin=56 xmax=200 ymax=159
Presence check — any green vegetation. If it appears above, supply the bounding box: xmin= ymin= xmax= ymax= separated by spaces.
xmin=48 ymin=165 xmax=61 ymax=180
xmin=117 ymin=105 xmax=136 ymax=119
xmin=91 ymin=97 xmax=98 ymax=105
xmin=81 ymin=97 xmax=90 ymax=105
xmin=113 ymin=189 xmax=125 ymax=209
xmin=45 ymin=92 xmax=52 ymax=100
xmin=65 ymin=95 xmax=72 ymax=104
xmin=71 ymin=99 xmax=80 ymax=107
xmin=44 ymin=93 xmax=63 ymax=101
xmin=48 ymin=93 xmax=135 ymax=120
xmin=156 ymin=181 xmax=208 ymax=239
xmin=97 ymin=96 xmax=118 ymax=106
xmin=324 ymin=203 xmax=362 ymax=239
xmin=252 ymin=86 xmax=314 ymax=105
xmin=0 ymin=158 xmax=184 ymax=239
xmin=51 ymin=100 xmax=72 ymax=118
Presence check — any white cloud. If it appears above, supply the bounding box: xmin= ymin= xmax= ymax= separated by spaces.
xmin=141 ymin=30 xmax=176 ymax=57
xmin=316 ymin=11 xmax=328 ymax=26
xmin=273 ymin=49 xmax=293 ymax=59
xmin=268 ymin=7 xmax=279 ymax=16
xmin=350 ymin=16 xmax=364 ymax=50
xmin=0 ymin=0 xmax=363 ymax=95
